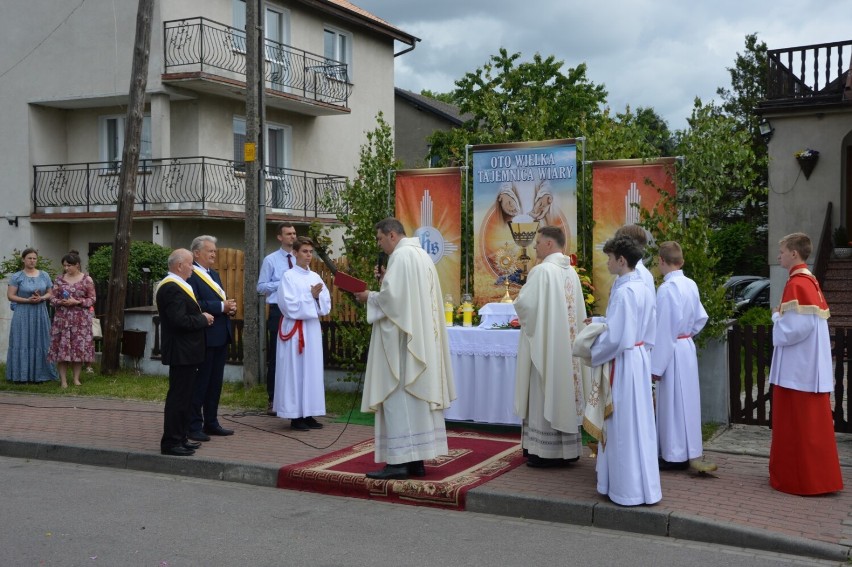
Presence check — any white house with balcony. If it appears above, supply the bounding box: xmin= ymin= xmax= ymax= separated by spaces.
xmin=0 ymin=0 xmax=416 ymax=262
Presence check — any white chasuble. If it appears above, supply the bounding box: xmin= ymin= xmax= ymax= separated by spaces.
xmin=513 ymin=252 xmax=587 ymax=459
xmin=362 ymin=238 xmax=456 ymax=464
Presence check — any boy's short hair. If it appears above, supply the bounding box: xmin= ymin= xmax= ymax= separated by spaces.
xmin=602 ymin=235 xmax=643 ymax=269
xmin=293 ymin=236 xmax=314 ymax=252
xmin=779 ymin=232 xmax=812 ymax=261
xmin=658 ymin=241 xmax=684 ymax=267
xmin=614 ymin=224 xmax=647 ymax=247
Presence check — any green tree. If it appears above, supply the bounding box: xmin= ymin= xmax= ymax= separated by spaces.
xmin=419 ymin=89 xmax=456 ymax=105
xmin=714 ymin=33 xmax=769 ymax=273
xmin=317 ymin=112 xmax=400 ymax=375
xmin=88 ymin=241 xmax=171 ymax=282
xmin=643 ymin=98 xmax=760 ymax=342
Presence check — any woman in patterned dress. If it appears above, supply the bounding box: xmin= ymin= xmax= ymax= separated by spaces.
xmin=48 ymin=250 xmax=96 ymax=388
xmin=6 ymin=248 xmax=57 ymax=382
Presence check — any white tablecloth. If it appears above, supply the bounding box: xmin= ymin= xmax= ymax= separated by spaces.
xmin=444 ymin=326 xmax=521 ymax=425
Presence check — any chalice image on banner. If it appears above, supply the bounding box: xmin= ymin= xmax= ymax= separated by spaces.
xmin=508 ymin=216 xmax=540 ymax=284
xmin=494 ymin=244 xmax=520 ymax=303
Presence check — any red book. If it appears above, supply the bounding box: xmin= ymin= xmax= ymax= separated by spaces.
xmin=333 ymin=271 xmax=368 ymax=293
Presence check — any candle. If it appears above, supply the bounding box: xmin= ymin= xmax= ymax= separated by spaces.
xmin=461 ymin=293 xmax=473 ymax=327
xmin=444 ymin=294 xmax=454 ymax=326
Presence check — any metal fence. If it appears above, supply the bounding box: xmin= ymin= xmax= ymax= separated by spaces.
xmin=33 ymin=157 xmax=347 ymax=217
xmin=163 ymin=17 xmax=352 ymax=107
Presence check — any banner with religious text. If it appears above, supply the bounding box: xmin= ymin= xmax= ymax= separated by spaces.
xmin=472 ymin=139 xmax=577 ymax=305
xmin=591 ymin=158 xmax=677 ymax=310
xmin=395 ymin=168 xmax=462 ymax=303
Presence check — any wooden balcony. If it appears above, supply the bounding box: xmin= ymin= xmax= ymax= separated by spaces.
xmin=32 ymin=157 xmax=347 ymax=221
xmin=764 ymin=39 xmax=852 ymax=109
xmin=162 ymin=17 xmax=352 ymax=116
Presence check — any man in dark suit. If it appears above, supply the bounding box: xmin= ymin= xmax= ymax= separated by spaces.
xmin=157 ymin=249 xmax=214 ymax=456
xmin=187 ymin=235 xmax=238 ymax=441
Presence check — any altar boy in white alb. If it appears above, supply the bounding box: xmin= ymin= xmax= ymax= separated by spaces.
xmin=651 ymin=241 xmax=709 ymax=471
xmin=514 ymin=226 xmax=587 ymax=467
xmin=590 ymin=235 xmax=661 ymax=506
xmin=274 ymin=237 xmax=331 ymax=431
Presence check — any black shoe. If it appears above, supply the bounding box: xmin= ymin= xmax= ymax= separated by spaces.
xmin=161 ymin=446 xmax=195 ymax=456
xmin=183 ymin=440 xmax=202 ymax=449
xmin=204 ymin=425 xmax=234 ymax=436
xmin=304 ymin=416 xmax=324 ymax=429
xmin=408 ymin=460 xmax=426 ymax=477
xmin=526 ymin=454 xmax=575 ymax=468
xmin=266 ymin=402 xmax=277 ymax=417
xmin=290 ymin=418 xmax=310 ymax=431
xmin=365 ymin=464 xmax=409 ymax=480
xmin=659 ymin=458 xmax=690 ymax=471
xmin=187 ymin=431 xmax=210 ymax=442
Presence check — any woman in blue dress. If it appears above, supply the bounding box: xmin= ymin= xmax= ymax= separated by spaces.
xmin=6 ymin=248 xmax=57 ymax=382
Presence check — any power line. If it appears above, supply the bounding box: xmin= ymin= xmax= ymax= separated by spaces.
xmin=0 ymin=0 xmax=88 ymax=81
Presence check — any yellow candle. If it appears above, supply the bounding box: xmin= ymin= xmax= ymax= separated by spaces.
xmin=445 ymin=303 xmax=454 ymax=326
xmin=462 ymin=302 xmax=473 ymax=327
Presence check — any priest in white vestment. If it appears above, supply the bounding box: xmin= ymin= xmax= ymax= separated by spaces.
xmin=274 ymin=237 xmax=331 ymax=431
xmin=514 ymin=226 xmax=587 ymax=467
xmin=650 ymin=242 xmax=708 ymax=469
xmin=354 ymin=218 xmax=456 ymax=480
xmin=590 ymin=235 xmax=661 ymax=506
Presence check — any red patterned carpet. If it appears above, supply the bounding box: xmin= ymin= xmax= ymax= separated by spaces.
xmin=277 ymin=430 xmax=524 ymax=510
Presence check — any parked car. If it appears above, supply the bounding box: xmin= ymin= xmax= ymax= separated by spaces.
xmin=734 ymin=278 xmax=770 ymax=314
xmin=724 ymin=275 xmax=765 ymax=301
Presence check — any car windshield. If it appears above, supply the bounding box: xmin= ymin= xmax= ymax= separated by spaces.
xmin=741 ymin=280 xmax=767 ymax=299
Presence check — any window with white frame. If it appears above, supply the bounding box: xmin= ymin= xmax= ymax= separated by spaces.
xmin=100 ymin=115 xmax=151 ymax=167
xmin=323 ymin=26 xmax=351 ymax=82
xmin=232 ymin=117 xmax=291 ymax=171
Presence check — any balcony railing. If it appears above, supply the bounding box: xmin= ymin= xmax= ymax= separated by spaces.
xmin=33 ymin=157 xmax=347 ymax=218
xmin=163 ymin=17 xmax=352 ymax=108
xmin=767 ymin=40 xmax=852 ymax=103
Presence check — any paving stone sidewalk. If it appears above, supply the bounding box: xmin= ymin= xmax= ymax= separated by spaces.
xmin=0 ymin=393 xmax=849 ymax=562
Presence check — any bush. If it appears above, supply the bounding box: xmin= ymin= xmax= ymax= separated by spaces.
xmin=0 ymin=248 xmax=58 ymax=280
xmin=88 ymin=241 xmax=171 ymax=282
xmin=737 ymin=305 xmax=772 ymax=326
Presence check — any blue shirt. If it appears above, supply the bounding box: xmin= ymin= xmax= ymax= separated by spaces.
xmin=256 ymin=248 xmax=294 ymax=305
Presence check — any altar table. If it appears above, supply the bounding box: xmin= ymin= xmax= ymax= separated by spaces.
xmin=444 ymin=326 xmax=522 ymax=425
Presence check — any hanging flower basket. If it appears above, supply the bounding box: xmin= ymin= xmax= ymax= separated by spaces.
xmin=795 ymin=148 xmax=819 ymax=180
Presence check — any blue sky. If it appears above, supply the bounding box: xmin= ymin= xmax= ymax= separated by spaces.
xmin=353 ymin=0 xmax=851 ymax=131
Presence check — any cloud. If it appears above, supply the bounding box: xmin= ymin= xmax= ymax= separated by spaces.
xmin=353 ymin=0 xmax=852 ymax=131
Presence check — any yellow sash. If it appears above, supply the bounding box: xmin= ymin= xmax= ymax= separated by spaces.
xmin=155 ymin=274 xmax=198 ymax=305
xmin=192 ymin=265 xmax=226 ymax=301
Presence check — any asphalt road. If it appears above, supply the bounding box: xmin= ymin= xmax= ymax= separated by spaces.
xmin=0 ymin=457 xmax=838 ymax=566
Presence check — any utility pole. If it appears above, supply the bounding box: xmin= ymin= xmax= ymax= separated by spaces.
xmin=101 ymin=0 xmax=154 ymax=375
xmin=241 ymin=0 xmax=263 ymax=386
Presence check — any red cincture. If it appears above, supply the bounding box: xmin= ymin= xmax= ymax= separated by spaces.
xmin=279 ymin=319 xmax=305 ymax=354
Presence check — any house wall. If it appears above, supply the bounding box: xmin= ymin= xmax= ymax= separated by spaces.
xmin=0 ymin=0 xmax=401 ymax=298
xmin=766 ymin=109 xmax=852 ymax=305
xmin=394 ymin=99 xmax=459 ymax=169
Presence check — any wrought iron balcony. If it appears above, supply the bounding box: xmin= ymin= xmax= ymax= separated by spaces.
xmin=163 ymin=17 xmax=352 ymax=110
xmin=766 ymin=40 xmax=852 ymax=105
xmin=33 ymin=157 xmax=347 ymax=218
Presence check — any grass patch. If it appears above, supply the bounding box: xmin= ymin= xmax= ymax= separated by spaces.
xmin=0 ymin=363 xmax=362 ymax=416
xmin=702 ymin=421 xmax=723 ymax=442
